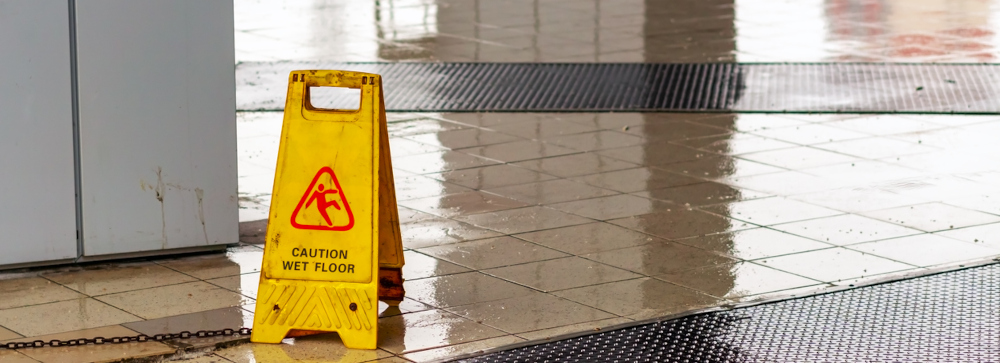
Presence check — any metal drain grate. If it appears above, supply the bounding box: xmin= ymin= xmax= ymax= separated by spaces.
xmin=236 ymin=62 xmax=1000 ymax=113
xmin=449 ymin=263 xmax=1000 ymax=363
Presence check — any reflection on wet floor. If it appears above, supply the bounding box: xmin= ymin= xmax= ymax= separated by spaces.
xmin=235 ymin=0 xmax=1000 ymax=63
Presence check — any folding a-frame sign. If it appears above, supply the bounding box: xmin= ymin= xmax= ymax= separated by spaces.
xmin=252 ymin=70 xmax=405 ymax=349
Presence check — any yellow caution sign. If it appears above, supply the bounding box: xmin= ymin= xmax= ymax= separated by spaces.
xmin=252 ymin=70 xmax=405 ymax=349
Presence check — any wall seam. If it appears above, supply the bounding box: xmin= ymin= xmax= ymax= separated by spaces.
xmin=68 ymin=0 xmax=84 ymax=260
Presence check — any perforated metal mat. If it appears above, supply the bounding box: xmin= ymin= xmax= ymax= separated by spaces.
xmin=236 ymin=62 xmax=1000 ymax=113
xmin=448 ymin=263 xmax=1000 ymax=363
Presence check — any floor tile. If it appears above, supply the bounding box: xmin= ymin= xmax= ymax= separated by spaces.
xmin=123 ymin=306 xmax=253 ymax=350
xmin=634 ymin=182 xmax=770 ymax=207
xmin=935 ymin=222 xmax=1000 ymax=249
xmin=404 ymin=272 xmax=537 ymax=308
xmin=824 ymin=115 xmax=944 ymax=135
xmin=548 ymin=194 xmax=673 ymax=220
xmin=402 ymin=335 xmax=525 ymax=363
xmin=862 ymin=203 xmax=1000 ymax=232
xmin=609 ymin=209 xmax=754 ymax=240
xmin=756 ymin=248 xmax=915 ymax=284
xmin=215 ymin=333 xmax=393 ymax=362
xmin=512 ymin=153 xmax=638 ymax=178
xmin=0 ymin=277 xmax=84 ymax=310
xmin=0 ymin=326 xmax=22 ymax=340
xmin=378 ymin=298 xmax=433 ymax=318
xmin=705 ymin=197 xmax=844 ymax=226
xmin=97 ymin=281 xmax=253 ymax=320
xmin=884 ymin=150 xmax=998 ymax=175
xmin=456 ymin=206 xmax=593 ymax=234
xmin=42 ymin=262 xmax=197 ymax=296
xmin=751 ymin=124 xmax=870 ymax=145
xmin=401 ymin=251 xmax=471 ymax=280
xmin=167 ymin=354 xmax=232 ymax=363
xmin=788 ymin=188 xmax=922 ymax=213
xmin=571 ymin=167 xmax=704 ymax=193
xmin=428 ymin=164 xmax=557 ymax=189
xmin=672 ymin=228 xmax=833 ymax=261
xmin=872 ymin=175 xmax=990 ymax=202
xmin=389 ymin=137 xmax=446 ymax=156
xmin=407 ymin=127 xmax=521 ymax=149
xmin=724 ymin=171 xmax=845 ymax=195
xmin=375 ymin=356 xmax=415 ymax=363
xmin=400 ymin=217 xmax=503 ymax=249
xmin=400 ymin=191 xmax=529 ymax=218
xmin=417 ymin=237 xmax=568 ymax=270
xmin=462 ymin=140 xmax=579 ymax=163
xmin=849 ymin=234 xmax=1000 ymax=267
xmin=802 ymin=160 xmax=924 ymax=187
xmin=678 ymin=133 xmax=798 ymax=155
xmin=9 ymin=325 xmax=173 ymax=363
xmin=657 ymin=156 xmax=786 ymax=180
xmin=559 ymin=113 xmax=645 ymax=130
xmin=945 ymin=194 xmax=1000 ymax=217
xmin=553 ymin=278 xmax=721 ymax=320
xmin=814 ymin=137 xmax=938 ymax=159
xmin=398 ymin=206 xmax=437 ymax=224
xmin=693 ymin=114 xmax=805 ymax=133
xmin=0 ymin=299 xmax=141 ymax=337
xmin=655 ymin=262 xmax=821 ymax=299
xmin=393 ymin=174 xmax=472 ymax=201
xmin=0 ymin=351 xmax=35 ymax=363
xmin=439 ymin=113 xmax=551 ymax=128
xmin=514 ymin=222 xmax=665 ymax=255
xmin=485 ymin=179 xmax=617 ymax=205
xmin=595 ymin=142 xmax=705 ymax=166
xmin=488 ymin=119 xmax=598 ymax=139
xmin=770 ymin=214 xmax=924 ymax=246
xmin=388 ymin=119 xmax=468 ymax=138
xmin=542 ymin=130 xmax=646 ymax=151
xmin=157 ymin=246 xmax=264 ymax=280
xmin=484 ymin=257 xmax=642 ymax=293
xmin=446 ymin=293 xmax=615 ymax=334
xmin=739 ymin=147 xmax=858 ymax=169
xmin=583 ymin=242 xmax=735 ymax=276
xmin=393 ymin=150 xmax=499 ymax=174
xmin=378 ymin=309 xmax=508 ymax=354
xmin=515 ymin=317 xmax=633 ymax=341
xmin=623 ymin=121 xmax=730 ymax=142
xmin=205 ymin=272 xmax=261 ymax=299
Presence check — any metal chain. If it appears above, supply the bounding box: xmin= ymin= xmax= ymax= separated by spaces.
xmin=1 ymin=328 xmax=252 ymax=350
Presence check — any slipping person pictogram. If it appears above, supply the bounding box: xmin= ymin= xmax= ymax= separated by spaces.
xmin=306 ymin=184 xmax=341 ymax=225
xmin=290 ymin=166 xmax=355 ymax=231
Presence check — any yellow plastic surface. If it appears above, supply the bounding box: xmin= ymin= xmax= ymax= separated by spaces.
xmin=252 ymin=70 xmax=387 ymax=349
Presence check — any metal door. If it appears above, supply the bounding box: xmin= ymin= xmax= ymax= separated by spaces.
xmin=0 ymin=0 xmax=79 ymax=267
xmin=75 ymin=0 xmax=238 ymax=256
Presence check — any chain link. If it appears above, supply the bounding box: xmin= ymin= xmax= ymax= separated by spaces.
xmin=1 ymin=328 xmax=252 ymax=350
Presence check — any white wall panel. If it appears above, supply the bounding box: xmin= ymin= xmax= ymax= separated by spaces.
xmin=0 ymin=0 xmax=78 ymax=266
xmin=76 ymin=0 xmax=238 ymax=256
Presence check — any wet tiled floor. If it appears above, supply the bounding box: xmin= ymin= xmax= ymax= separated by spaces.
xmin=7 ymin=110 xmax=1000 ymax=362
xmin=4 ymin=0 xmax=1000 ymax=362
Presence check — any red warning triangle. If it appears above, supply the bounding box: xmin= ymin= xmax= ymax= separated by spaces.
xmin=290 ymin=167 xmax=355 ymax=231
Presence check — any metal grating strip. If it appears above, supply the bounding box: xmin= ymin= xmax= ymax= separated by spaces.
xmin=449 ymin=262 xmax=1000 ymax=363
xmin=236 ymin=62 xmax=1000 ymax=113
